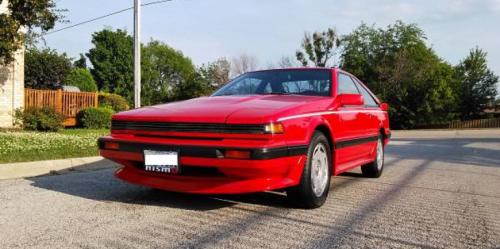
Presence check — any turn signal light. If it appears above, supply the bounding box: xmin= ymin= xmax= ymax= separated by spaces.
xmin=104 ymin=141 xmax=120 ymax=150
xmin=264 ymin=123 xmax=284 ymax=134
xmin=224 ymin=150 xmax=251 ymax=159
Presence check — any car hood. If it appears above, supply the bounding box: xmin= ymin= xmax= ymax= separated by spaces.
xmin=113 ymin=95 xmax=330 ymax=124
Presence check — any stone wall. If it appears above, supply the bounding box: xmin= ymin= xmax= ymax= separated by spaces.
xmin=0 ymin=0 xmax=6 ymax=13
xmin=0 ymin=0 xmax=25 ymax=128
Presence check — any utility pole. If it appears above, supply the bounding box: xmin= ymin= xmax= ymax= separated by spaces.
xmin=133 ymin=0 xmax=141 ymax=108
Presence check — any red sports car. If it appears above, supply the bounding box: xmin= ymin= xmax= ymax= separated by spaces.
xmin=99 ymin=68 xmax=390 ymax=208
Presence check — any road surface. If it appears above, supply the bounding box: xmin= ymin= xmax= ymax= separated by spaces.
xmin=1 ymin=129 xmax=499 ymax=248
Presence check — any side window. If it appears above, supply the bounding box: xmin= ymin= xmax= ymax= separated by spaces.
xmin=337 ymin=73 xmax=360 ymax=94
xmin=354 ymin=81 xmax=378 ymax=107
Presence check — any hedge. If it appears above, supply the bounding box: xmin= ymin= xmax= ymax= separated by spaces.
xmin=98 ymin=92 xmax=129 ymax=112
xmin=14 ymin=107 xmax=64 ymax=132
xmin=77 ymin=107 xmax=114 ymax=129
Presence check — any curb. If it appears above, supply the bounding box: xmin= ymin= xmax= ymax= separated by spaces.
xmin=390 ymin=129 xmax=500 ymax=139
xmin=0 ymin=156 xmax=118 ymax=180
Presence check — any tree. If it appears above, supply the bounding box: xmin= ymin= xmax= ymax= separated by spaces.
xmin=64 ymin=68 xmax=97 ymax=92
xmin=86 ymin=29 xmax=209 ymax=105
xmin=231 ymin=54 xmax=258 ymax=77
xmin=24 ymin=47 xmax=72 ymax=89
xmin=276 ymin=56 xmax=297 ymax=68
xmin=296 ymin=28 xmax=340 ymax=67
xmin=86 ymin=29 xmax=134 ymax=102
xmin=141 ymin=40 xmax=197 ymax=105
xmin=172 ymin=72 xmax=211 ymax=101
xmin=199 ymin=57 xmax=231 ymax=89
xmin=340 ymin=21 xmax=458 ymax=128
xmin=73 ymin=53 xmax=87 ymax=68
xmin=455 ymin=48 xmax=498 ymax=120
xmin=0 ymin=0 xmax=63 ymax=64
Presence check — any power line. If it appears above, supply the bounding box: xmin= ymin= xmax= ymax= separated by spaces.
xmin=43 ymin=0 xmax=173 ymax=36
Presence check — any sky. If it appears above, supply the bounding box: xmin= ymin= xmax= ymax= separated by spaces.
xmin=43 ymin=0 xmax=500 ymax=85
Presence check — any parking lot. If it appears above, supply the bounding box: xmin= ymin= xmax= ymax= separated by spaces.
xmin=1 ymin=129 xmax=499 ymax=248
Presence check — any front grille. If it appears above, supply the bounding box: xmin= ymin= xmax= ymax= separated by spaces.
xmin=112 ymin=120 xmax=267 ymax=134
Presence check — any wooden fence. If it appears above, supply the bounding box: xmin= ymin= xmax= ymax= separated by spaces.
xmin=24 ymin=89 xmax=98 ymax=126
xmin=448 ymin=118 xmax=500 ymax=129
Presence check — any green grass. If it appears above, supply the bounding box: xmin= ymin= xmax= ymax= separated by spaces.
xmin=0 ymin=129 xmax=109 ymax=164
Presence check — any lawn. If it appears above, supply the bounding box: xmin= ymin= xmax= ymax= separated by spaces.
xmin=0 ymin=129 xmax=109 ymax=164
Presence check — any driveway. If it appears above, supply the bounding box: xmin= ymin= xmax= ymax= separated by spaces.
xmin=1 ymin=129 xmax=499 ymax=248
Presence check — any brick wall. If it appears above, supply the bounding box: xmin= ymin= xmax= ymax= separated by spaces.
xmin=0 ymin=0 xmax=25 ymax=128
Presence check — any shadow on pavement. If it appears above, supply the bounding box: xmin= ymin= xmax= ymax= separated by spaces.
xmin=28 ymin=163 xmax=297 ymax=211
xmin=339 ymin=171 xmax=364 ymax=177
xmin=387 ymin=137 xmax=500 ymax=168
xmin=27 ymin=152 xmax=408 ymax=211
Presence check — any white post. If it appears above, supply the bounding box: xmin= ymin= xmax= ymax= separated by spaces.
xmin=133 ymin=0 xmax=141 ymax=108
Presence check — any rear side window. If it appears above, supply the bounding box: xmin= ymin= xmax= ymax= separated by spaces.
xmin=337 ymin=73 xmax=359 ymax=94
xmin=354 ymin=81 xmax=378 ymax=107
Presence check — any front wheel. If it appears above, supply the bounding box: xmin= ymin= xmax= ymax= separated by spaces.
xmin=361 ymin=135 xmax=384 ymax=178
xmin=287 ymin=131 xmax=332 ymax=209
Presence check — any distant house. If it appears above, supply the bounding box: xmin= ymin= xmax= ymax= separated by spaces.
xmin=0 ymin=0 xmax=25 ymax=128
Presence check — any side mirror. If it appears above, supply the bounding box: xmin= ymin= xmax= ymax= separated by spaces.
xmin=380 ymin=102 xmax=389 ymax=111
xmin=338 ymin=94 xmax=364 ymax=107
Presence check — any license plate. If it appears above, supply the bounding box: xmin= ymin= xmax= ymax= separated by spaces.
xmin=144 ymin=150 xmax=180 ymax=174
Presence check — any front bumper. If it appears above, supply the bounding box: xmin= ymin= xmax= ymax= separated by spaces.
xmin=98 ymin=137 xmax=307 ymax=194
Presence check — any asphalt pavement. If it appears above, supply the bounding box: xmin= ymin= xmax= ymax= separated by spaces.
xmin=1 ymin=129 xmax=499 ymax=248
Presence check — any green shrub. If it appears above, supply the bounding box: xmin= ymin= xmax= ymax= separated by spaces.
xmin=98 ymin=93 xmax=129 ymax=112
xmin=64 ymin=68 xmax=97 ymax=92
xmin=77 ymin=107 xmax=114 ymax=129
xmin=14 ymin=107 xmax=64 ymax=132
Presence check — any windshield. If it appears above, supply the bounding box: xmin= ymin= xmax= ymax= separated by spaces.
xmin=212 ymin=69 xmax=331 ymax=97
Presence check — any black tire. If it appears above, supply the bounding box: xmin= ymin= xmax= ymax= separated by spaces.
xmin=287 ymin=131 xmax=332 ymax=209
xmin=361 ymin=135 xmax=384 ymax=178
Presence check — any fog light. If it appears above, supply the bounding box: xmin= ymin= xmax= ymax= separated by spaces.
xmin=224 ymin=150 xmax=251 ymax=159
xmin=264 ymin=123 xmax=284 ymax=134
xmin=104 ymin=141 xmax=120 ymax=150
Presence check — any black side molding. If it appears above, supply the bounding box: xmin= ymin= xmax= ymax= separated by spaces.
xmin=334 ymin=135 xmax=379 ymax=149
xmin=253 ymin=145 xmax=308 ymax=160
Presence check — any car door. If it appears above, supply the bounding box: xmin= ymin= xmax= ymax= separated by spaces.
xmin=334 ymin=73 xmax=372 ymax=171
xmin=353 ymin=79 xmax=380 ymax=137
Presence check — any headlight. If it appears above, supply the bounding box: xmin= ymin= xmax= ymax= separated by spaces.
xmin=264 ymin=123 xmax=284 ymax=134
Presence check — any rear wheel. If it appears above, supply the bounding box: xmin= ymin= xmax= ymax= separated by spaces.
xmin=361 ymin=135 xmax=384 ymax=178
xmin=287 ymin=131 xmax=331 ymax=209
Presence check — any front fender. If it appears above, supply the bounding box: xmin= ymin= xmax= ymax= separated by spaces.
xmin=281 ymin=115 xmax=334 ymax=147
